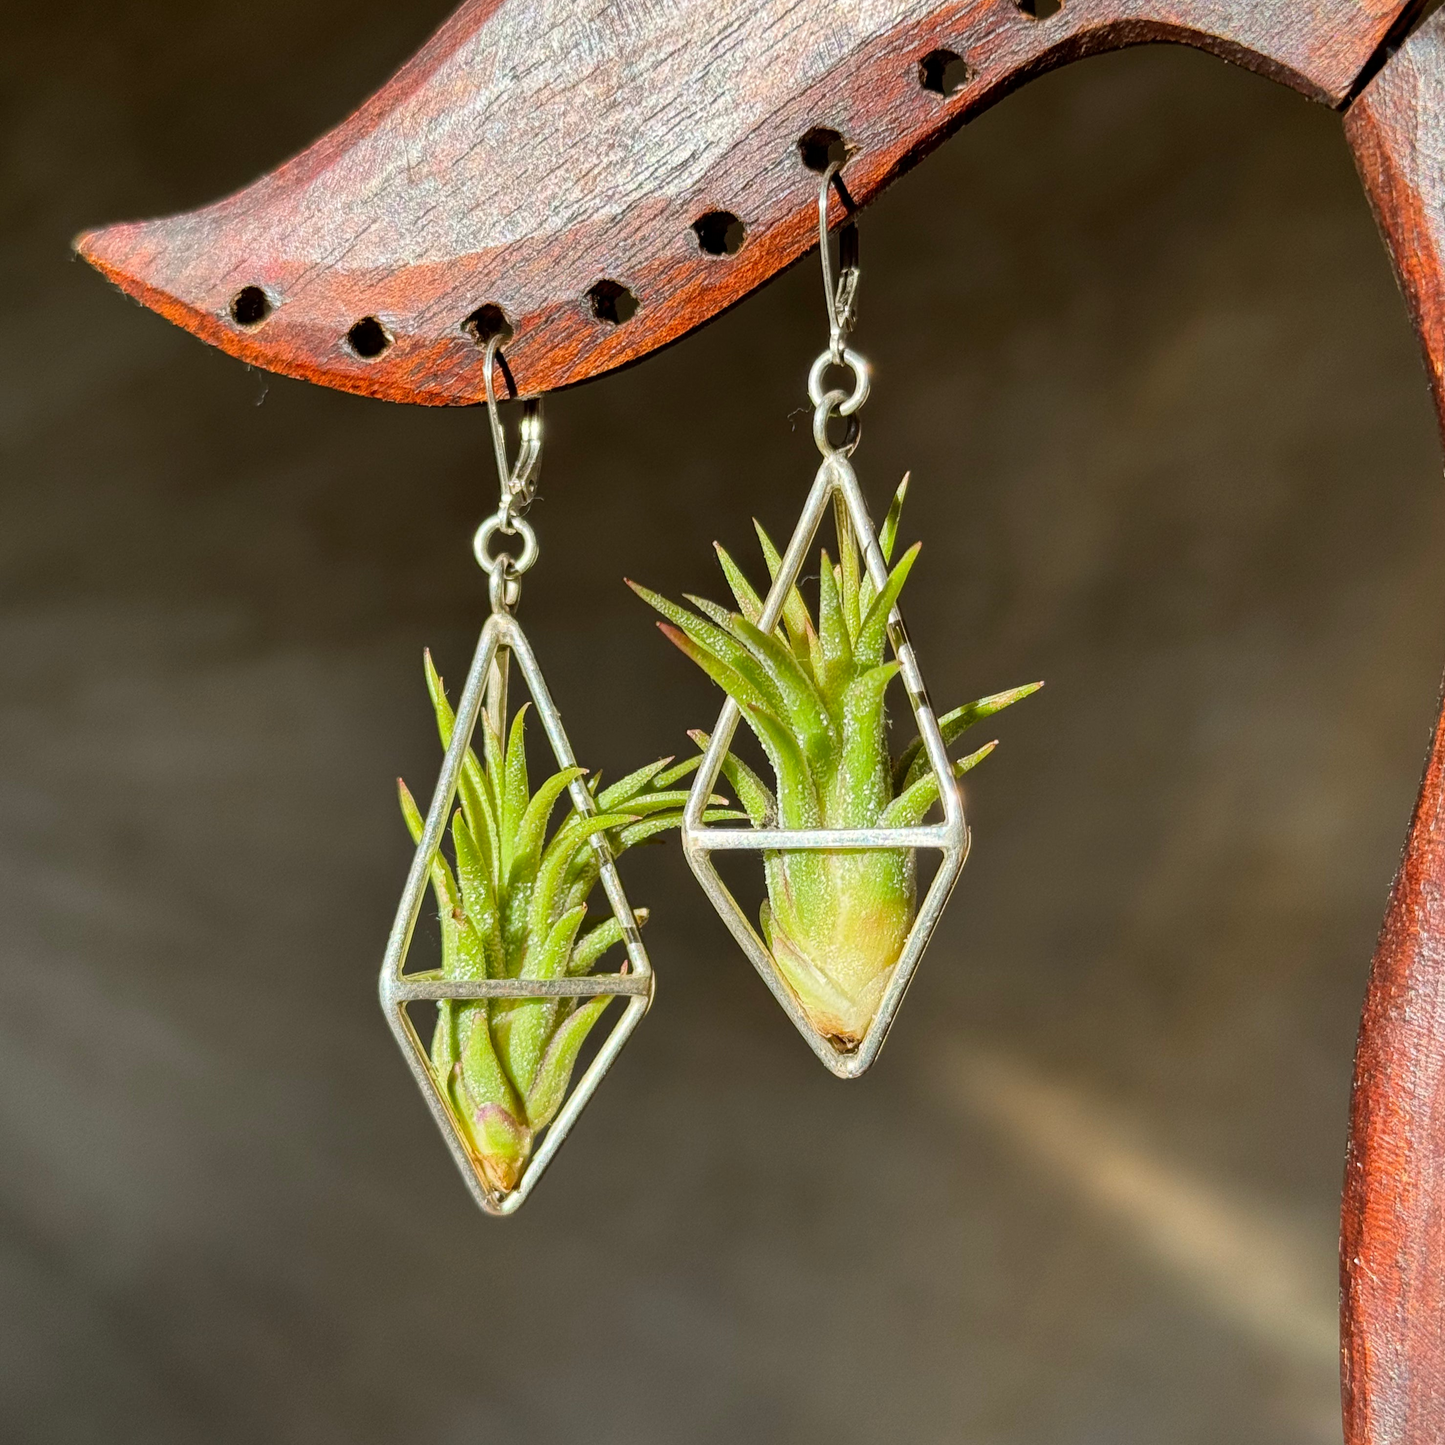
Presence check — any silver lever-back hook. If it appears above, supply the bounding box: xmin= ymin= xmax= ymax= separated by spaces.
xmin=474 ymin=333 xmax=542 ymax=611
xmin=817 ymin=160 xmax=860 ymax=360
xmin=482 ymin=333 xmax=542 ymax=510
xmin=810 ymin=159 xmax=870 ymax=423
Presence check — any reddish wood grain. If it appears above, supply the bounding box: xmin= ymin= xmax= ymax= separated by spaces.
xmin=1343 ymin=14 xmax=1445 ymax=1439
xmin=1341 ymin=710 xmax=1445 ymax=1443
xmin=75 ymin=0 xmax=1409 ymax=404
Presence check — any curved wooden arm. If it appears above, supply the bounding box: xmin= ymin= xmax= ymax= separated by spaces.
xmin=1343 ymin=14 xmax=1445 ymax=1438
xmin=75 ymin=0 xmax=1406 ymax=404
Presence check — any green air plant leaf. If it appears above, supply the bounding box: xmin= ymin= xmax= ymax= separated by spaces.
xmin=398 ymin=655 xmax=697 ymax=1195
xmin=632 ymin=475 xmax=1041 ymax=1050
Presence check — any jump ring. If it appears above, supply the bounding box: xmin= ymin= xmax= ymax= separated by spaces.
xmin=473 ymin=512 xmax=539 ymax=576
xmin=488 ymin=565 xmax=522 ymax=615
xmin=808 ymin=347 xmax=870 ymax=417
xmin=813 ymin=389 xmax=861 ymax=457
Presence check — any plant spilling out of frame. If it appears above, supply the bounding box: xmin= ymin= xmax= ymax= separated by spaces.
xmin=630 ymin=475 xmax=1040 ymax=1049
xmin=399 ymin=653 xmax=735 ymax=1191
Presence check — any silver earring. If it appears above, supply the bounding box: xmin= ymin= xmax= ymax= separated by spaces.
xmin=381 ymin=341 xmax=710 ymax=1212
xmin=632 ymin=163 xmax=1041 ymax=1077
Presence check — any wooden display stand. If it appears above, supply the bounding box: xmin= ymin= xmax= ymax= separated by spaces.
xmin=74 ymin=2 xmax=1445 ymax=1434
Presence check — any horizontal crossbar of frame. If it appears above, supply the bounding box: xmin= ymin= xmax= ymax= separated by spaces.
xmin=386 ymin=973 xmax=650 ymax=1001
xmin=684 ymin=824 xmax=957 ymax=851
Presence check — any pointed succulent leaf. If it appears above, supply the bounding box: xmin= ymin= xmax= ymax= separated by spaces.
xmin=398 ymin=779 xmax=461 ymax=915
xmin=492 ymin=996 xmax=562 ymax=1104
xmin=713 ymin=542 xmax=764 ymax=623
xmin=685 ymin=593 xmax=746 ymax=633
xmin=956 ymin=740 xmax=998 ymax=775
xmin=559 ymin=858 xmax=603 ymax=919
xmin=455 ymin=1004 xmax=522 ymax=1125
xmin=450 ymin=907 xmax=496 ymax=982
xmin=497 ymin=906 xmax=591 ymax=1098
xmin=615 ymin=808 xmax=740 ymax=849
xmin=895 ymin=682 xmax=1043 ymax=790
xmin=399 ymin=788 xmax=482 ymax=986
xmin=629 ymin=579 xmax=745 ymax=657
xmin=528 ymin=812 xmax=638 ymax=941
xmin=480 ymin=709 xmax=506 ymax=822
xmin=457 ymin=767 xmax=498 ymax=890
xmin=655 ymin=622 xmax=781 ymax=720
xmin=800 ymin=608 xmax=826 ymax=684
xmin=499 ymin=704 xmax=532 ymax=876
xmin=452 ymin=811 xmax=491 ymax=916
xmin=431 ymin=1001 xmax=459 ymax=1081
xmin=701 ymin=807 xmax=746 ymax=824
xmin=423 ymin=651 xmax=476 ymax=771
xmin=880 ymin=741 xmax=998 ymax=828
xmin=398 ymin=775 xmax=424 ymax=844
xmin=424 ymin=652 xmax=493 ymax=846
xmin=688 ymin=730 xmax=776 ymax=825
xmin=832 ymin=494 xmax=862 ymax=640
xmin=816 ymin=548 xmax=854 ymax=695
xmin=731 ymin=615 xmax=838 ymax=768
xmin=831 ymin=662 xmax=901 ymax=826
xmin=464 ymin=909 xmax=508 ymax=984
xmin=615 ymin=788 xmax=718 ymax=818
xmin=596 ymin=757 xmax=671 ymax=810
xmin=569 ymin=909 xmax=648 ymax=975
xmin=753 ymin=519 xmax=815 ymax=657
xmin=880 ymin=472 xmax=909 ymax=566
xmin=507 ymin=765 xmax=587 ymax=894
xmin=521 ymin=903 xmax=588 ymax=981
xmin=654 ymin=754 xmax=703 ymax=789
xmin=523 ymin=996 xmax=611 ymax=1130
xmin=740 ymin=702 xmax=820 ymax=830
xmin=423 ymin=650 xmax=452 ymax=749
xmin=438 ymin=909 xmax=463 ymax=987
xmin=629 ymin=582 xmax=785 ymax=714
xmin=451 ymin=813 xmax=505 ymax=978
xmin=855 ymin=482 xmax=913 ymax=618
xmin=699 ymin=584 xmax=821 ymax=684
xmin=413 ymin=650 xmax=499 ymax=884
xmin=855 ymin=541 xmax=920 ymax=665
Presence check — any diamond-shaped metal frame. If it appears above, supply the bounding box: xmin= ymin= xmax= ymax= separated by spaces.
xmin=682 ymin=451 xmax=970 ymax=1079
xmin=379 ymin=612 xmax=653 ymax=1215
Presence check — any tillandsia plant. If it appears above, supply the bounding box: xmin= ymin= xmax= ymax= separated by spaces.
xmin=398 ymin=651 xmax=734 ymax=1193
xmin=628 ymin=474 xmax=1040 ymax=1049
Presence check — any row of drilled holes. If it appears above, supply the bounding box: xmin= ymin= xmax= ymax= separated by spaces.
xmin=227 ymin=0 xmax=1063 ymax=361
xmin=229 ymin=211 xmax=734 ymax=355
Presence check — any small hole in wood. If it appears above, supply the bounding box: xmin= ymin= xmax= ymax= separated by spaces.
xmin=461 ymin=303 xmax=512 ymax=346
xmin=1016 ymin=0 xmax=1062 ymax=17
xmin=586 ymin=279 xmax=638 ymax=325
xmin=798 ymin=127 xmax=847 ymax=173
xmin=346 ymin=316 xmax=392 ymax=359
xmin=918 ymin=48 xmax=969 ymax=96
xmin=230 ymin=286 xmax=272 ymax=328
xmin=692 ymin=210 xmax=746 ymax=257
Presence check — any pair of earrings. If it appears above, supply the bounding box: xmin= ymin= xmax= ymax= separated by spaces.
xmin=380 ymin=167 xmax=1039 ymax=1215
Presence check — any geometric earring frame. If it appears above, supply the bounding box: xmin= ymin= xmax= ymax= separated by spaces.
xmin=682 ymin=450 xmax=970 ymax=1079
xmin=379 ymin=611 xmax=653 ymax=1215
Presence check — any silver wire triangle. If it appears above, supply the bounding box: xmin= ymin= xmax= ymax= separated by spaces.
xmin=682 ymin=453 xmax=970 ymax=1078
xmin=379 ymin=613 xmax=653 ymax=1214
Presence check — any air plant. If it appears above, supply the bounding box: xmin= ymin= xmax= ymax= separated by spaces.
xmin=628 ymin=474 xmax=1040 ymax=1049
xmin=398 ymin=652 xmax=733 ymax=1193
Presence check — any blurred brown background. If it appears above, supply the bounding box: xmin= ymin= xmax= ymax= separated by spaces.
xmin=5 ymin=4 xmax=1445 ymax=1442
